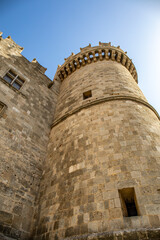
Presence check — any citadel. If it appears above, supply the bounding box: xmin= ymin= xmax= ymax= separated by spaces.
xmin=0 ymin=33 xmax=160 ymax=240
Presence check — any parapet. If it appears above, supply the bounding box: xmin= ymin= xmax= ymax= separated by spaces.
xmin=0 ymin=33 xmax=24 ymax=53
xmin=0 ymin=33 xmax=47 ymax=75
xmin=31 ymin=58 xmax=47 ymax=74
xmin=55 ymin=42 xmax=138 ymax=83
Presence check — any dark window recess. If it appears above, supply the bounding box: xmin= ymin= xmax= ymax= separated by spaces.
xmin=118 ymin=188 xmax=139 ymax=217
xmin=0 ymin=102 xmax=6 ymax=117
xmin=3 ymin=74 xmax=12 ymax=83
xmin=12 ymin=81 xmax=21 ymax=90
xmin=0 ymin=103 xmax=4 ymax=113
xmin=83 ymin=90 xmax=92 ymax=100
xmin=3 ymin=70 xmax=24 ymax=90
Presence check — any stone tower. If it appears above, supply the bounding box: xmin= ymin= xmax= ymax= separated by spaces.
xmin=34 ymin=43 xmax=160 ymax=239
xmin=0 ymin=36 xmax=160 ymax=240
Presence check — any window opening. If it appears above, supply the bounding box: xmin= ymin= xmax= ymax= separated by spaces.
xmin=0 ymin=102 xmax=7 ymax=117
xmin=118 ymin=188 xmax=139 ymax=217
xmin=0 ymin=103 xmax=4 ymax=113
xmin=83 ymin=90 xmax=92 ymax=100
xmin=3 ymin=70 xmax=24 ymax=90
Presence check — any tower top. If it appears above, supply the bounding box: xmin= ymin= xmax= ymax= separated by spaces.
xmin=54 ymin=42 xmax=138 ymax=83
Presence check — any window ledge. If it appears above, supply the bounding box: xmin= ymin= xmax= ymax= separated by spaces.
xmin=123 ymin=216 xmax=141 ymax=219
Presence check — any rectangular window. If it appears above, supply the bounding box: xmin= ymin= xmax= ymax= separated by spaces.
xmin=83 ymin=90 xmax=92 ymax=100
xmin=0 ymin=103 xmax=4 ymax=113
xmin=118 ymin=188 xmax=139 ymax=217
xmin=3 ymin=70 xmax=24 ymax=90
xmin=0 ymin=102 xmax=6 ymax=117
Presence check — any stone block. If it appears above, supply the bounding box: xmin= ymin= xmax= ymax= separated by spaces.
xmin=0 ymin=211 xmax=12 ymax=225
xmin=109 ymin=208 xmax=122 ymax=219
xmin=148 ymin=215 xmax=160 ymax=227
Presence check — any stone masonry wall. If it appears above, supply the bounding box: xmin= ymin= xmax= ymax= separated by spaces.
xmin=53 ymin=61 xmax=147 ymax=122
xmin=0 ymin=36 xmax=60 ymax=239
xmin=34 ymin=59 xmax=160 ymax=240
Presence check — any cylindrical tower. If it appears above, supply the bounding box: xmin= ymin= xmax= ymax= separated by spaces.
xmin=35 ymin=42 xmax=160 ymax=240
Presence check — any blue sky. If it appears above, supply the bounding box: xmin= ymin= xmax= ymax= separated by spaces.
xmin=1 ymin=0 xmax=160 ymax=114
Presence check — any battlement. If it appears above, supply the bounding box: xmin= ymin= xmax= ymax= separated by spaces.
xmin=55 ymin=42 xmax=138 ymax=83
xmin=0 ymin=33 xmax=24 ymax=53
xmin=31 ymin=58 xmax=47 ymax=74
xmin=0 ymin=32 xmax=48 ymax=75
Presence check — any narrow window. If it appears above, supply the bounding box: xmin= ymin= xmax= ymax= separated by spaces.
xmin=118 ymin=188 xmax=139 ymax=217
xmin=83 ymin=90 xmax=92 ymax=100
xmin=0 ymin=103 xmax=4 ymax=113
xmin=3 ymin=70 xmax=24 ymax=90
xmin=0 ymin=101 xmax=7 ymax=117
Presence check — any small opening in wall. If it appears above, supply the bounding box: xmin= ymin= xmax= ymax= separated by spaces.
xmin=83 ymin=90 xmax=92 ymax=100
xmin=0 ymin=103 xmax=4 ymax=113
xmin=102 ymin=51 xmax=105 ymax=56
xmin=0 ymin=101 xmax=7 ymax=117
xmin=118 ymin=188 xmax=139 ymax=217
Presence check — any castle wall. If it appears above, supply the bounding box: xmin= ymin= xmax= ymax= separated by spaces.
xmin=0 ymin=37 xmax=60 ymax=239
xmin=0 ymin=39 xmax=160 ymax=240
xmin=35 ymin=58 xmax=160 ymax=239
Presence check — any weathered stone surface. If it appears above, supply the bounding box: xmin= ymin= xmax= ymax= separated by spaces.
xmin=0 ymin=36 xmax=60 ymax=239
xmin=34 ymin=45 xmax=160 ymax=239
xmin=0 ymin=37 xmax=160 ymax=240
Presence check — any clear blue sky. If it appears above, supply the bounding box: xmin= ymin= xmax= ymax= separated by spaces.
xmin=1 ymin=0 xmax=160 ymax=114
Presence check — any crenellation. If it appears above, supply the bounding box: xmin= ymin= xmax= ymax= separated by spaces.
xmin=4 ymin=36 xmax=24 ymax=53
xmin=99 ymin=41 xmax=111 ymax=47
xmin=80 ymin=44 xmax=92 ymax=52
xmin=55 ymin=44 xmax=138 ymax=83
xmin=64 ymin=52 xmax=75 ymax=62
xmin=31 ymin=58 xmax=47 ymax=74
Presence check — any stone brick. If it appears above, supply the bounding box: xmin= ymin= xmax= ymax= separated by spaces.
xmin=0 ymin=211 xmax=12 ymax=225
xmin=109 ymin=208 xmax=122 ymax=219
xmin=0 ymin=35 xmax=60 ymax=239
xmin=123 ymin=231 xmax=138 ymax=240
xmin=0 ymin=39 xmax=160 ymax=240
xmin=148 ymin=215 xmax=160 ymax=227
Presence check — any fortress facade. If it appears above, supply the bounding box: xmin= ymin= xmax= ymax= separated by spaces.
xmin=0 ymin=33 xmax=160 ymax=240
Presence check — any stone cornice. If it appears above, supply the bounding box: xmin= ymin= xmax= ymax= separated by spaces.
xmin=54 ymin=42 xmax=138 ymax=83
xmin=51 ymin=95 xmax=159 ymax=128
